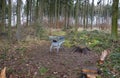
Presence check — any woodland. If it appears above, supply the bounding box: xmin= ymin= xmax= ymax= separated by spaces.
xmin=0 ymin=0 xmax=120 ymax=78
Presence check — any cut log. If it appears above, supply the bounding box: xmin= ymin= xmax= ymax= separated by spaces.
xmin=80 ymin=73 xmax=100 ymax=78
xmin=0 ymin=67 xmax=6 ymax=78
xmin=87 ymin=73 xmax=98 ymax=78
xmin=81 ymin=68 xmax=101 ymax=74
xmin=99 ymin=49 xmax=110 ymax=64
xmin=80 ymin=68 xmax=101 ymax=78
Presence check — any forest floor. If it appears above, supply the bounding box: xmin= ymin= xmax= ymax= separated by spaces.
xmin=0 ymin=40 xmax=99 ymax=78
xmin=1 ymin=26 xmax=119 ymax=78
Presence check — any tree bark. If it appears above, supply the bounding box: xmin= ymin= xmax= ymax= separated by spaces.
xmin=8 ymin=0 xmax=12 ymax=41
xmin=75 ymin=0 xmax=79 ymax=30
xmin=26 ymin=0 xmax=29 ymax=26
xmin=91 ymin=0 xmax=94 ymax=29
xmin=1 ymin=0 xmax=6 ymax=33
xmin=111 ymin=0 xmax=119 ymax=40
xmin=16 ymin=0 xmax=21 ymax=41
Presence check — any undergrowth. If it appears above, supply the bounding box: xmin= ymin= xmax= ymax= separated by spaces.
xmin=65 ymin=30 xmax=119 ymax=52
xmin=64 ymin=30 xmax=120 ymax=78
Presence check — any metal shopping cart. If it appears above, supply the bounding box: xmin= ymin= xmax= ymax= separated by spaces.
xmin=49 ymin=36 xmax=65 ymax=53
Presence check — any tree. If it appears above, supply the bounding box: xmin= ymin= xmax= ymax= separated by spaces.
xmin=26 ymin=0 xmax=29 ymax=26
xmin=35 ymin=0 xmax=39 ymax=21
xmin=83 ymin=0 xmax=87 ymax=29
xmin=75 ymin=0 xmax=79 ymax=30
xmin=16 ymin=0 xmax=22 ymax=41
xmin=111 ymin=0 xmax=119 ymax=40
xmin=8 ymin=0 xmax=12 ymax=40
xmin=90 ymin=0 xmax=94 ymax=29
xmin=29 ymin=0 xmax=32 ymax=25
xmin=1 ymin=0 xmax=6 ymax=33
xmin=86 ymin=0 xmax=89 ymax=28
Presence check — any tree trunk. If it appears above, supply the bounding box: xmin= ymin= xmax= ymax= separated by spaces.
xmin=57 ymin=0 xmax=60 ymax=28
xmin=35 ymin=0 xmax=39 ymax=21
xmin=1 ymin=0 xmax=6 ymax=33
xmin=8 ymin=0 xmax=12 ymax=41
xmin=64 ymin=5 xmax=68 ymax=29
xmin=83 ymin=1 xmax=87 ymax=29
xmin=91 ymin=0 xmax=94 ymax=29
xmin=86 ymin=0 xmax=89 ymax=29
xmin=16 ymin=0 xmax=21 ymax=41
xmin=54 ymin=0 xmax=57 ymax=29
xmin=29 ymin=0 xmax=32 ymax=25
xmin=26 ymin=0 xmax=29 ymax=26
xmin=111 ymin=0 xmax=119 ymax=40
xmin=75 ymin=0 xmax=79 ymax=30
xmin=32 ymin=0 xmax=35 ymax=23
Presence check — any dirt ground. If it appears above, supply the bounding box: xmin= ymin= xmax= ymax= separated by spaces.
xmin=0 ymin=40 xmax=99 ymax=78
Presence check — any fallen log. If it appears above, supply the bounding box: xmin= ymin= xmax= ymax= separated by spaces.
xmin=81 ymin=68 xmax=102 ymax=74
xmin=87 ymin=73 xmax=98 ymax=78
xmin=80 ymin=68 xmax=102 ymax=78
xmin=80 ymin=73 xmax=100 ymax=78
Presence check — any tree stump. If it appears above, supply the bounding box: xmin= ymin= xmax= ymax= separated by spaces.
xmin=72 ymin=45 xmax=91 ymax=54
